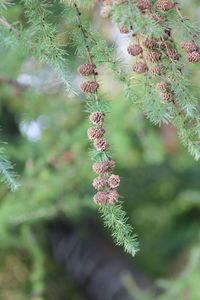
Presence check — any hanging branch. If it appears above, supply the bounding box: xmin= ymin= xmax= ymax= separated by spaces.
xmin=73 ymin=0 xmax=139 ymax=256
xmin=100 ymin=0 xmax=200 ymax=160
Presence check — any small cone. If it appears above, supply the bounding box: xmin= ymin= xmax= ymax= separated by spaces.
xmin=187 ymin=51 xmax=200 ymax=63
xmin=160 ymin=91 xmax=174 ymax=102
xmin=136 ymin=0 xmax=151 ymax=10
xmin=87 ymin=127 xmax=105 ymax=140
xmin=148 ymin=51 xmax=161 ymax=62
xmin=127 ymin=44 xmax=143 ymax=56
xmin=132 ymin=62 xmax=148 ymax=74
xmin=93 ymin=159 xmax=115 ymax=174
xmin=157 ymin=0 xmax=175 ymax=11
xmin=93 ymin=191 xmax=108 ymax=205
xmin=108 ymin=174 xmax=120 ymax=188
xmin=89 ymin=112 xmax=105 ymax=125
xmin=143 ymin=37 xmax=157 ymax=49
xmin=94 ymin=138 xmax=109 ymax=152
xmin=150 ymin=65 xmax=163 ymax=76
xmin=181 ymin=41 xmax=198 ymax=53
xmin=81 ymin=81 xmax=99 ymax=93
xmin=78 ymin=63 xmax=96 ymax=76
xmin=107 ymin=189 xmax=119 ymax=204
xmin=93 ymin=176 xmax=108 ymax=190
xmin=156 ymin=82 xmax=170 ymax=92
xmin=166 ymin=48 xmax=180 ymax=61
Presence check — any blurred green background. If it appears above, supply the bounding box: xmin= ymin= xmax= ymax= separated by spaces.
xmin=1 ymin=1 xmax=200 ymax=300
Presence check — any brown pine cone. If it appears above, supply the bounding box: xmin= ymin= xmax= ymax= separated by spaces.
xmin=89 ymin=112 xmax=105 ymax=125
xmin=78 ymin=63 xmax=96 ymax=76
xmin=119 ymin=25 xmax=130 ymax=34
xmin=93 ymin=159 xmax=115 ymax=174
xmin=93 ymin=176 xmax=108 ymax=190
xmin=143 ymin=37 xmax=157 ymax=49
xmin=150 ymin=65 xmax=163 ymax=76
xmin=148 ymin=51 xmax=161 ymax=62
xmin=187 ymin=51 xmax=200 ymax=63
xmin=157 ymin=0 xmax=175 ymax=11
xmin=81 ymin=81 xmax=99 ymax=93
xmin=166 ymin=48 xmax=180 ymax=61
xmin=136 ymin=0 xmax=151 ymax=10
xmin=94 ymin=138 xmax=109 ymax=152
xmin=160 ymin=91 xmax=174 ymax=102
xmin=87 ymin=127 xmax=105 ymax=141
xmin=127 ymin=44 xmax=143 ymax=56
xmin=181 ymin=41 xmax=198 ymax=53
xmin=107 ymin=189 xmax=119 ymax=204
xmin=93 ymin=191 xmax=108 ymax=205
xmin=100 ymin=5 xmax=111 ymax=18
xmin=132 ymin=62 xmax=148 ymax=73
xmin=108 ymin=174 xmax=120 ymax=188
xmin=156 ymin=82 xmax=170 ymax=92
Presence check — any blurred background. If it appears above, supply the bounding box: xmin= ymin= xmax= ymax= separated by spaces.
xmin=1 ymin=1 xmax=200 ymax=299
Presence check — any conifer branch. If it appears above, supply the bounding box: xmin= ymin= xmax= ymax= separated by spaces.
xmin=99 ymin=203 xmax=139 ymax=256
xmin=100 ymin=0 xmax=200 ymax=160
xmin=21 ymin=0 xmax=73 ymax=92
xmin=0 ymin=147 xmax=20 ymax=191
xmin=73 ymin=1 xmax=139 ymax=256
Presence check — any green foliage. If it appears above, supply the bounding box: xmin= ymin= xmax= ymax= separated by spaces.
xmin=99 ymin=202 xmax=139 ymax=256
xmin=0 ymin=0 xmax=200 ymax=298
xmin=21 ymin=0 xmax=73 ymax=92
xmin=0 ymin=146 xmax=19 ymax=191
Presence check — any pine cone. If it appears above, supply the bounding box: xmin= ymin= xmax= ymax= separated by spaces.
xmin=78 ymin=63 xmax=96 ymax=76
xmin=94 ymin=138 xmax=109 ymax=151
xmin=132 ymin=62 xmax=148 ymax=74
xmin=93 ymin=176 xmax=108 ymax=190
xmin=156 ymin=82 xmax=170 ymax=92
xmin=81 ymin=81 xmax=99 ymax=93
xmin=148 ymin=51 xmax=161 ymax=62
xmin=119 ymin=25 xmax=130 ymax=34
xmin=157 ymin=0 xmax=175 ymax=11
xmin=166 ymin=48 xmax=180 ymax=61
xmin=93 ymin=159 xmax=115 ymax=174
xmin=100 ymin=5 xmax=111 ymax=18
xmin=136 ymin=0 xmax=151 ymax=10
xmin=160 ymin=91 xmax=174 ymax=102
xmin=93 ymin=191 xmax=108 ymax=205
xmin=143 ymin=37 xmax=157 ymax=49
xmin=108 ymin=174 xmax=120 ymax=188
xmin=89 ymin=112 xmax=105 ymax=125
xmin=87 ymin=127 xmax=105 ymax=140
xmin=187 ymin=51 xmax=200 ymax=63
xmin=127 ymin=44 xmax=143 ymax=56
xmin=107 ymin=189 xmax=119 ymax=204
xmin=150 ymin=65 xmax=163 ymax=76
xmin=181 ymin=41 xmax=198 ymax=53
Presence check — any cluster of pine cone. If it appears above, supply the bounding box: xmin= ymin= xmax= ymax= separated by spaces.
xmin=100 ymin=0 xmax=200 ymax=104
xmin=78 ymin=62 xmax=120 ymax=205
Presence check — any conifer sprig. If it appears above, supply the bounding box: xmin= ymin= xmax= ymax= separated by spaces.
xmin=0 ymin=147 xmax=20 ymax=191
xmin=100 ymin=0 xmax=200 ymax=160
xmin=73 ymin=1 xmax=139 ymax=256
xmin=21 ymin=0 xmax=73 ymax=92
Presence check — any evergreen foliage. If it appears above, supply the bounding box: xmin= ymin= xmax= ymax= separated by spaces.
xmin=0 ymin=1 xmax=200 ymax=298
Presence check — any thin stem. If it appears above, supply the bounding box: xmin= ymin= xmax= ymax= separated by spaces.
xmin=73 ymin=1 xmax=98 ymax=101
